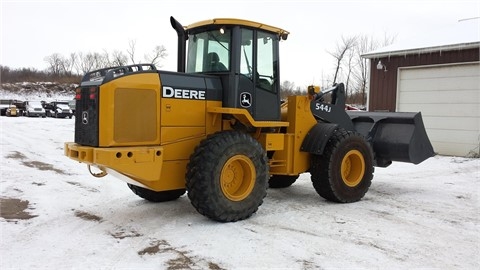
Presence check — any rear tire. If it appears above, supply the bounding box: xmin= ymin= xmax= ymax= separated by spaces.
xmin=186 ymin=131 xmax=268 ymax=222
xmin=127 ymin=184 xmax=186 ymax=202
xmin=268 ymin=175 xmax=298 ymax=188
xmin=310 ymin=128 xmax=373 ymax=203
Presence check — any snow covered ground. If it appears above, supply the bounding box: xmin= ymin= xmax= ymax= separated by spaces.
xmin=0 ymin=116 xmax=479 ymax=269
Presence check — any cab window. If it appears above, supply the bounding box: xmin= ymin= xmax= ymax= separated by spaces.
xmin=240 ymin=29 xmax=253 ymax=78
xmin=239 ymin=28 xmax=277 ymax=93
xmin=256 ymin=31 xmax=276 ymax=92
xmin=187 ymin=29 xmax=231 ymax=73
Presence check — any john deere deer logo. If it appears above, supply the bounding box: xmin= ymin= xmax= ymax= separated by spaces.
xmin=82 ymin=111 xmax=89 ymax=124
xmin=240 ymin=92 xmax=252 ymax=108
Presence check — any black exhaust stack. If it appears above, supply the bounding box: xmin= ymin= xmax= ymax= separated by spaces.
xmin=170 ymin=16 xmax=187 ymax=73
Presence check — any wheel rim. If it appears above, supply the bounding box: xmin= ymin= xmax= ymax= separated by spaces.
xmin=341 ymin=150 xmax=365 ymax=187
xmin=220 ymin=155 xmax=256 ymax=201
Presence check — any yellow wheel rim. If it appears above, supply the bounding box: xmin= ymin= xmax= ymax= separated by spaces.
xmin=220 ymin=155 xmax=256 ymax=201
xmin=341 ymin=150 xmax=365 ymax=187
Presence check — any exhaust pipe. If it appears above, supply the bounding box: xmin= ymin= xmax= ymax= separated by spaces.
xmin=170 ymin=16 xmax=187 ymax=73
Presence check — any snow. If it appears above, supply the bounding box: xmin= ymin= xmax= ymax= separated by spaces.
xmin=1 ymin=116 xmax=479 ymax=269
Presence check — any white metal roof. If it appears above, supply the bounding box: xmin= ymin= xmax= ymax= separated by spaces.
xmin=363 ymin=19 xmax=480 ymax=59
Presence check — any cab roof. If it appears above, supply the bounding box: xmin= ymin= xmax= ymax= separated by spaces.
xmin=186 ymin=18 xmax=290 ymax=38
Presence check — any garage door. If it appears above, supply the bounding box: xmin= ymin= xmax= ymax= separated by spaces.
xmin=398 ymin=62 xmax=479 ymax=157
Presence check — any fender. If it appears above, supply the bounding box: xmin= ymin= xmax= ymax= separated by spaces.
xmin=300 ymin=123 xmax=338 ymax=155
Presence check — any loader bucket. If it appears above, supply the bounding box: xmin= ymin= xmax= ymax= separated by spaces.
xmin=346 ymin=111 xmax=435 ymax=167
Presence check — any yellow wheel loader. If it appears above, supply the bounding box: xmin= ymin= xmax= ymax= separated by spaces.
xmin=64 ymin=17 xmax=434 ymax=222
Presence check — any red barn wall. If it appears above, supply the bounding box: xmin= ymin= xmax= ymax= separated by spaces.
xmin=368 ymin=48 xmax=479 ymax=112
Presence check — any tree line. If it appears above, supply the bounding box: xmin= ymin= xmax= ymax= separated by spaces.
xmin=280 ymin=33 xmax=395 ymax=106
xmin=43 ymin=40 xmax=167 ymax=76
xmin=1 ymin=40 xmax=167 ymax=84
xmin=2 ymin=34 xmax=393 ymax=106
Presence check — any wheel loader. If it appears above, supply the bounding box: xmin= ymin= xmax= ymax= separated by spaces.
xmin=64 ymin=17 xmax=434 ymax=222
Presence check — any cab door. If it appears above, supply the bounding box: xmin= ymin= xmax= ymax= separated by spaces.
xmin=238 ymin=28 xmax=281 ymax=121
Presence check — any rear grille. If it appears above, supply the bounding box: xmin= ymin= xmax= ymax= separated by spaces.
xmin=74 ymin=86 xmax=99 ymax=146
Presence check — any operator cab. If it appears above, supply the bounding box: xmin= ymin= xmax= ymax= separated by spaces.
xmin=171 ymin=17 xmax=289 ymax=121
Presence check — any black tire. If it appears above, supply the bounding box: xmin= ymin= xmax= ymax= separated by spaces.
xmin=268 ymin=175 xmax=298 ymax=188
xmin=186 ymin=131 xmax=269 ymax=222
xmin=127 ymin=184 xmax=185 ymax=202
xmin=310 ymin=128 xmax=374 ymax=203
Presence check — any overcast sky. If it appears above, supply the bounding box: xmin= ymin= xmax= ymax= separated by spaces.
xmin=1 ymin=0 xmax=479 ymax=86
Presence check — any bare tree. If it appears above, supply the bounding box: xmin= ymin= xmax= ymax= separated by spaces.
xmin=76 ymin=52 xmax=96 ymax=74
xmin=343 ymin=45 xmax=357 ymax=99
xmin=352 ymin=33 xmax=396 ymax=105
xmin=102 ymin=49 xmax=112 ymax=68
xmin=144 ymin=45 xmax=167 ymax=67
xmin=55 ymin=53 xmax=77 ymax=75
xmin=327 ymin=33 xmax=396 ymax=106
xmin=92 ymin=52 xmax=107 ymax=69
xmin=42 ymin=39 xmax=168 ymax=76
xmin=280 ymin=80 xmax=296 ymax=99
xmin=67 ymin=53 xmax=77 ymax=74
xmin=44 ymin=53 xmax=63 ymax=75
xmin=127 ymin=39 xmax=137 ymax=64
xmin=328 ymin=36 xmax=358 ymax=85
xmin=111 ymin=50 xmax=128 ymax=66
xmin=352 ymin=35 xmax=378 ymax=106
xmin=280 ymin=80 xmax=306 ymax=99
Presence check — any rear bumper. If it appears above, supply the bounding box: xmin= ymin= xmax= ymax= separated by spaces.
xmin=64 ymin=142 xmax=164 ymax=181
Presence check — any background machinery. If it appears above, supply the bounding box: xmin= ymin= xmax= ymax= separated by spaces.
xmin=65 ymin=17 xmax=434 ymax=222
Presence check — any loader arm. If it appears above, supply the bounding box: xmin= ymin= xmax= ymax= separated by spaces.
xmin=303 ymin=83 xmax=434 ymax=167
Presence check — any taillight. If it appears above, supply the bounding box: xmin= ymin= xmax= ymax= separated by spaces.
xmin=75 ymin=87 xmax=81 ymax=100
xmin=89 ymin=87 xmax=97 ymax=100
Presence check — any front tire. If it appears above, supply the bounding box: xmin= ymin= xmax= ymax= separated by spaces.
xmin=310 ymin=128 xmax=373 ymax=203
xmin=127 ymin=184 xmax=185 ymax=202
xmin=186 ymin=131 xmax=269 ymax=222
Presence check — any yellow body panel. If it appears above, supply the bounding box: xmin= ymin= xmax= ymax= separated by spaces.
xmin=269 ymin=134 xmax=294 ymax=170
xmin=207 ymin=107 xmax=289 ymax=128
xmin=161 ymin=134 xmax=204 ymax=161
xmin=161 ymin=98 xmax=205 ymax=127
xmin=99 ymin=73 xmax=161 ymax=146
xmin=258 ymin=133 xmax=284 ymax=151
xmin=205 ymin=101 xmax=223 ymax=134
xmin=149 ymin=160 xmax=189 ymax=190
xmin=270 ymin=96 xmax=317 ymax=175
